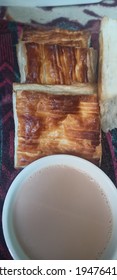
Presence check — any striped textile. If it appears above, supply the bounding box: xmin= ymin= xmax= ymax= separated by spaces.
xmin=0 ymin=20 xmax=20 ymax=260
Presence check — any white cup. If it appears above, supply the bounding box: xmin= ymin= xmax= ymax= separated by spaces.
xmin=2 ymin=155 xmax=117 ymax=260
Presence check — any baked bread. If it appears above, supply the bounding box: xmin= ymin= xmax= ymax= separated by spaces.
xmin=13 ymin=83 xmax=98 ymax=95
xmin=99 ymin=17 xmax=117 ymax=132
xmin=22 ymin=27 xmax=91 ymax=47
xmin=13 ymin=83 xmax=101 ymax=168
xmin=17 ymin=43 xmax=97 ymax=84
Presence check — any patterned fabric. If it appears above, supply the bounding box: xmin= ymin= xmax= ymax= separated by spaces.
xmin=0 ymin=0 xmax=117 ymax=259
xmin=0 ymin=21 xmax=20 ymax=260
xmin=3 ymin=0 xmax=117 ymax=26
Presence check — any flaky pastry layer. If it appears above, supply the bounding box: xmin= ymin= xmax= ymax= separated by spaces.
xmin=22 ymin=27 xmax=91 ymax=48
xmin=17 ymin=43 xmax=97 ymax=84
xmin=13 ymin=84 xmax=101 ymax=168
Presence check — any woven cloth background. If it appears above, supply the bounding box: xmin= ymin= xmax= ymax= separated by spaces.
xmin=0 ymin=2 xmax=117 ymax=259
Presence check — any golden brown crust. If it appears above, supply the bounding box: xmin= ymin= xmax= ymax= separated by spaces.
xmin=13 ymin=86 xmax=101 ymax=168
xmin=22 ymin=28 xmax=91 ymax=48
xmin=18 ymin=43 xmax=97 ymax=84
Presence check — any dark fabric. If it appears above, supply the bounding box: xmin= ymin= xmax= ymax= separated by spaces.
xmin=0 ymin=18 xmax=117 ymax=260
xmin=0 ymin=20 xmax=20 ymax=260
